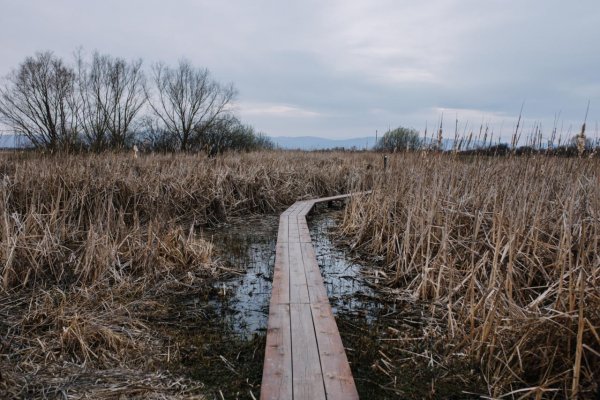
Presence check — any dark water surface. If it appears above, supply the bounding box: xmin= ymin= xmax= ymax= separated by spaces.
xmin=173 ymin=206 xmax=417 ymax=399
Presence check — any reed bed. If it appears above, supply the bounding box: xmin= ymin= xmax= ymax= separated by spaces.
xmin=0 ymin=151 xmax=374 ymax=398
xmin=341 ymin=153 xmax=599 ymax=398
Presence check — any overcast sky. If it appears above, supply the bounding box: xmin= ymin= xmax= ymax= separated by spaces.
xmin=1 ymin=0 xmax=599 ymax=140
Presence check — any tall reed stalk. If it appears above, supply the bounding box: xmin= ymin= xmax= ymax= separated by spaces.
xmin=341 ymin=153 xmax=599 ymax=398
xmin=0 ymin=151 xmax=375 ymax=398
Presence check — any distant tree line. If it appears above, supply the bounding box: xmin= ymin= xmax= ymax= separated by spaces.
xmin=375 ymin=124 xmax=598 ymax=157
xmin=0 ymin=50 xmax=273 ymax=153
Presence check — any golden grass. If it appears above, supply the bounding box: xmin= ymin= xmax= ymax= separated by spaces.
xmin=341 ymin=153 xmax=600 ymax=398
xmin=0 ymin=151 xmax=375 ymax=398
xmin=5 ymin=150 xmax=596 ymax=398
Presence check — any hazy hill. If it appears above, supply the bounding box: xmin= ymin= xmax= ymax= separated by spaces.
xmin=0 ymin=134 xmax=18 ymax=148
xmin=0 ymin=133 xmax=485 ymax=152
xmin=270 ymin=136 xmax=377 ymax=150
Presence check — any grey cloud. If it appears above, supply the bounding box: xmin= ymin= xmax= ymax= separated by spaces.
xmin=1 ymin=0 xmax=598 ymax=140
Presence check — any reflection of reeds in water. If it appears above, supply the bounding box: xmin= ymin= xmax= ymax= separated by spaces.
xmin=206 ymin=215 xmax=278 ymax=339
xmin=0 ymin=151 xmax=375 ymax=398
xmin=308 ymin=210 xmax=375 ymax=311
xmin=340 ymin=153 xmax=599 ymax=398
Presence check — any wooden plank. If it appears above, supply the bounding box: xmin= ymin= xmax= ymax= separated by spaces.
xmin=281 ymin=201 xmax=300 ymax=218
xmin=261 ymin=304 xmax=292 ymax=400
xmin=301 ymin=242 xmax=329 ymax=304
xmin=297 ymin=200 xmax=315 ymax=217
xmin=288 ymin=216 xmax=301 ymax=243
xmin=270 ymin=241 xmax=290 ymax=305
xmin=277 ymin=215 xmax=289 ymax=243
xmin=314 ymin=192 xmax=364 ymax=203
xmin=311 ymin=302 xmax=359 ymax=400
xmin=290 ymin=303 xmax=327 ymax=400
xmin=298 ymin=230 xmax=312 ymax=243
xmin=288 ymin=240 xmax=309 ymax=303
xmin=262 ymin=193 xmax=370 ymax=400
xmin=310 ymin=194 xmax=348 ymax=204
xmin=287 ymin=201 xmax=303 ymax=216
xmin=297 ymin=218 xmax=312 ymax=243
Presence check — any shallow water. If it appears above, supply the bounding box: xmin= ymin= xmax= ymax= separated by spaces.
xmin=307 ymin=205 xmax=384 ymax=321
xmin=202 ymin=205 xmax=382 ymax=340
xmin=204 ymin=215 xmax=278 ymax=340
xmin=178 ymin=205 xmax=484 ymax=399
xmin=183 ymin=205 xmax=403 ymax=398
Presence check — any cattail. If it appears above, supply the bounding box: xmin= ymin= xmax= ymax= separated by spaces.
xmin=578 ymin=101 xmax=591 ymax=156
xmin=576 ymin=130 xmax=586 ymax=156
xmin=340 ymin=153 xmax=600 ymax=397
xmin=437 ymin=115 xmax=443 ymax=151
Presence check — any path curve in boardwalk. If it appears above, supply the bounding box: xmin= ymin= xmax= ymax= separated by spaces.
xmin=261 ymin=193 xmax=365 ymax=400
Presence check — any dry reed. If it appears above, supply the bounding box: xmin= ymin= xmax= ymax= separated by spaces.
xmin=0 ymin=151 xmax=374 ymax=398
xmin=341 ymin=153 xmax=599 ymax=398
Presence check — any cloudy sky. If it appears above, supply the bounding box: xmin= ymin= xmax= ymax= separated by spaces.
xmin=1 ymin=0 xmax=599 ymax=140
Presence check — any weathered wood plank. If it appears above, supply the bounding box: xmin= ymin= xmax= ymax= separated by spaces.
xmin=301 ymin=242 xmax=329 ymax=304
xmin=288 ymin=221 xmax=300 ymax=243
xmin=297 ymin=200 xmax=315 ymax=216
xmin=270 ymin=241 xmax=290 ymax=305
xmin=315 ymin=193 xmax=353 ymax=203
xmin=287 ymin=201 xmax=304 ymax=216
xmin=261 ymin=303 xmax=292 ymax=400
xmin=297 ymin=218 xmax=312 ymax=243
xmin=290 ymin=303 xmax=327 ymax=400
xmin=277 ymin=215 xmax=289 ymax=243
xmin=311 ymin=302 xmax=359 ymax=399
xmin=288 ymin=240 xmax=309 ymax=303
xmin=262 ymin=193 xmax=368 ymax=400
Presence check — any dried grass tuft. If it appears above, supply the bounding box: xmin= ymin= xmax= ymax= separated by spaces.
xmin=0 ymin=151 xmax=374 ymax=398
xmin=341 ymin=153 xmax=599 ymax=398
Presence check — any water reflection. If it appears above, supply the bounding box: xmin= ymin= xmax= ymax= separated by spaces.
xmin=307 ymin=205 xmax=383 ymax=323
xmin=203 ymin=206 xmax=382 ymax=339
xmin=182 ymin=207 xmax=399 ymax=398
xmin=204 ymin=215 xmax=278 ymax=339
xmin=178 ymin=207 xmax=480 ymax=398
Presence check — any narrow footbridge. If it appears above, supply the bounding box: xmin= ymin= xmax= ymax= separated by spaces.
xmin=261 ymin=194 xmax=362 ymax=400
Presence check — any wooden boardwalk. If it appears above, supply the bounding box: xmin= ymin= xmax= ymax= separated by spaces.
xmin=261 ymin=194 xmax=360 ymax=400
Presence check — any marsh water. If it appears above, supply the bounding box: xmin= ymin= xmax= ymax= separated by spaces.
xmin=171 ymin=204 xmax=466 ymax=399
xmin=203 ymin=204 xmax=383 ymax=340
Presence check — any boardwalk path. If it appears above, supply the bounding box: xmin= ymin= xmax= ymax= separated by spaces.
xmin=260 ymin=194 xmax=362 ymax=400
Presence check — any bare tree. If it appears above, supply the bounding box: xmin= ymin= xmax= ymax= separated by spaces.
xmin=200 ymin=114 xmax=274 ymax=154
xmin=76 ymin=51 xmax=109 ymax=150
xmin=146 ymin=60 xmax=236 ymax=151
xmin=375 ymin=126 xmax=422 ymax=152
xmin=138 ymin=115 xmax=178 ymax=152
xmin=77 ymin=52 xmax=146 ymax=150
xmin=200 ymin=113 xmax=239 ymax=153
xmin=0 ymin=51 xmax=79 ymax=150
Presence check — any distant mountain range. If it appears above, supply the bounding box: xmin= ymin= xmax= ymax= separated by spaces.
xmin=270 ymin=136 xmax=378 ymax=150
xmin=0 ymin=134 xmax=19 ymax=148
xmin=0 ymin=134 xmax=379 ymax=150
xmin=270 ymin=136 xmax=470 ymax=151
xmin=0 ymin=133 xmax=490 ymax=151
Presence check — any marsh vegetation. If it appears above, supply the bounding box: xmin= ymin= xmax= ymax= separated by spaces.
xmin=0 ymin=151 xmax=372 ymax=398
xmin=341 ymin=153 xmax=600 ymax=398
xmin=0 ymin=150 xmax=598 ymax=399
